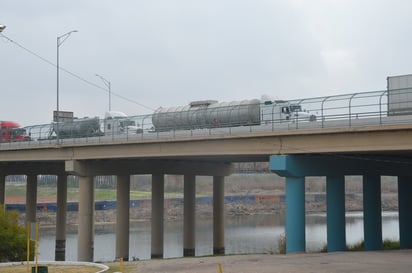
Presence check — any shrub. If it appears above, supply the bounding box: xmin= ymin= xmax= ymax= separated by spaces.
xmin=0 ymin=206 xmax=34 ymax=261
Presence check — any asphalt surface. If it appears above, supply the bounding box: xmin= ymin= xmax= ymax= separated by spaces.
xmin=135 ymin=250 xmax=412 ymax=273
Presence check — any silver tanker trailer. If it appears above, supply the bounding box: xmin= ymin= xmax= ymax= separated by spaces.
xmin=152 ymin=97 xmax=316 ymax=131
xmin=51 ymin=117 xmax=102 ymax=139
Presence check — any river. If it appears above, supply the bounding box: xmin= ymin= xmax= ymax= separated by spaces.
xmin=37 ymin=211 xmax=399 ymax=261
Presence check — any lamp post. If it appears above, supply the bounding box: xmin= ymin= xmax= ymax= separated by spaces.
xmin=56 ymin=30 xmax=77 ymax=143
xmin=0 ymin=25 xmax=6 ymax=33
xmin=95 ymin=74 xmax=112 ymax=111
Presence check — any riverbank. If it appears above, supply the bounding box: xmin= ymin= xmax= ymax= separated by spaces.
xmin=4 ymin=173 xmax=399 ymax=226
xmin=7 ymin=192 xmax=399 ymax=228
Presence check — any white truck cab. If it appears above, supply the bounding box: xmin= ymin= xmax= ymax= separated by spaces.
xmin=261 ymin=99 xmax=316 ymax=123
xmin=104 ymin=111 xmax=142 ymax=135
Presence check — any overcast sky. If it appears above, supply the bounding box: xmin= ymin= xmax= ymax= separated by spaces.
xmin=1 ymin=0 xmax=412 ymax=126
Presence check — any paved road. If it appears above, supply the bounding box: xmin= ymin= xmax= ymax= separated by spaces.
xmin=134 ymin=250 xmax=412 ymax=273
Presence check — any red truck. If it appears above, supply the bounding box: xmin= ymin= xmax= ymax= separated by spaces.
xmin=0 ymin=121 xmax=31 ymax=142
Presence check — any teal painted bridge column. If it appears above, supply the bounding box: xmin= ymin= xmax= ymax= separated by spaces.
xmin=398 ymin=176 xmax=412 ymax=249
xmin=363 ymin=175 xmax=382 ymax=251
xmin=285 ymin=176 xmax=305 ymax=253
xmin=326 ymin=176 xmax=346 ymax=252
xmin=269 ymin=154 xmax=412 ymax=254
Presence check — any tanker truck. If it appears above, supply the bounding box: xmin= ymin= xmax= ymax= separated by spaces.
xmin=50 ymin=117 xmax=102 ymax=139
xmin=49 ymin=111 xmax=142 ymax=139
xmin=0 ymin=121 xmax=31 ymax=142
xmin=152 ymin=97 xmax=316 ymax=131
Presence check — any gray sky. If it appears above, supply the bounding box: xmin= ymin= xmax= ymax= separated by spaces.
xmin=1 ymin=0 xmax=412 ymax=126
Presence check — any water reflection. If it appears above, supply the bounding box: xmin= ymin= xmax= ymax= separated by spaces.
xmin=38 ymin=212 xmax=399 ymax=261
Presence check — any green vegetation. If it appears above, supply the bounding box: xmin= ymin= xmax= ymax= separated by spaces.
xmin=0 ymin=265 xmax=101 ymax=273
xmin=346 ymin=239 xmax=400 ymax=251
xmin=0 ymin=205 xmax=34 ymax=262
xmin=319 ymin=239 xmax=400 ymax=252
xmin=382 ymin=239 xmax=401 ymax=250
xmin=346 ymin=241 xmax=364 ymax=251
xmin=276 ymin=233 xmax=286 ymax=254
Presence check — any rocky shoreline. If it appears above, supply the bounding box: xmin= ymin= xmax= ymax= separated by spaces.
xmin=23 ymin=192 xmax=399 ymax=228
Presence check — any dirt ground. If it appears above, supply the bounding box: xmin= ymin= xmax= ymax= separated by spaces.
xmin=116 ymin=250 xmax=412 ymax=273
xmin=2 ymin=251 xmax=412 ymax=273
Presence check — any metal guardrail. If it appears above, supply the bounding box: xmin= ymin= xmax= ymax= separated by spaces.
xmin=2 ymin=88 xmax=412 ymax=149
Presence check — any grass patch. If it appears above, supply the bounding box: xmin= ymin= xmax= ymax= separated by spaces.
xmin=319 ymin=239 xmax=400 ymax=252
xmin=106 ymin=262 xmax=139 ymax=273
xmin=0 ymin=264 xmax=101 ymax=273
xmin=382 ymin=239 xmax=400 ymax=250
xmin=5 ymin=185 xmax=184 ymax=202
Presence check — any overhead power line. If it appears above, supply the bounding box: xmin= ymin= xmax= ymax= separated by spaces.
xmin=0 ymin=33 xmax=155 ymax=111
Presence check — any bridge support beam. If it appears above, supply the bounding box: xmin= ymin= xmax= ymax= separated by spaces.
xmin=398 ymin=176 xmax=412 ymax=249
xmin=363 ymin=175 xmax=382 ymax=251
xmin=213 ymin=176 xmax=225 ymax=255
xmin=183 ymin=174 xmax=196 ymax=257
xmin=78 ymin=176 xmax=95 ymax=262
xmin=269 ymin=154 xmax=404 ymax=254
xmin=26 ymin=174 xmax=37 ymax=224
xmin=285 ymin=176 xmax=305 ymax=253
xmin=326 ymin=176 xmax=346 ymax=252
xmin=116 ymin=175 xmax=130 ymax=261
xmin=0 ymin=174 xmax=5 ymax=205
xmin=55 ymin=175 xmax=68 ymax=261
xmin=151 ymin=174 xmax=164 ymax=259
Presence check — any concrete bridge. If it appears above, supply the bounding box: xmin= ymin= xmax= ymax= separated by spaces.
xmin=1 ymin=121 xmax=412 ymax=261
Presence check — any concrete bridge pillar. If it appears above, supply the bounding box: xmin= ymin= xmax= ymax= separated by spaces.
xmin=0 ymin=174 xmax=5 ymax=205
xmin=116 ymin=175 xmax=130 ymax=261
xmin=398 ymin=176 xmax=412 ymax=249
xmin=285 ymin=176 xmax=305 ymax=253
xmin=213 ymin=175 xmax=225 ymax=255
xmin=55 ymin=175 xmax=68 ymax=261
xmin=151 ymin=174 xmax=164 ymax=259
xmin=78 ymin=175 xmax=95 ymax=261
xmin=183 ymin=174 xmax=196 ymax=257
xmin=363 ymin=175 xmax=382 ymax=251
xmin=26 ymin=174 xmax=38 ymax=224
xmin=326 ymin=176 xmax=346 ymax=252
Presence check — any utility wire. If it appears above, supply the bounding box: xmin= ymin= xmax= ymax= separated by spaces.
xmin=0 ymin=33 xmax=155 ymax=111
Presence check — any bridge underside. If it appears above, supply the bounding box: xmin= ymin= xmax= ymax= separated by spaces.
xmin=0 ymin=158 xmax=233 ymax=176
xmin=270 ymin=154 xmax=412 ymax=253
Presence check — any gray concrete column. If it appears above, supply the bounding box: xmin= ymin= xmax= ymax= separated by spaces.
xmin=78 ymin=175 xmax=95 ymax=262
xmin=398 ymin=176 xmax=412 ymax=249
xmin=363 ymin=175 xmax=382 ymax=251
xmin=326 ymin=176 xmax=346 ymax=252
xmin=116 ymin=175 xmax=130 ymax=261
xmin=26 ymin=174 xmax=38 ymax=224
xmin=183 ymin=175 xmax=196 ymax=257
xmin=55 ymin=175 xmax=68 ymax=261
xmin=0 ymin=174 xmax=5 ymax=205
xmin=213 ymin=176 xmax=225 ymax=255
xmin=151 ymin=174 xmax=164 ymax=259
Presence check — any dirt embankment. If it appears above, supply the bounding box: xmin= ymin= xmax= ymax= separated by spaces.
xmin=7 ymin=174 xmax=400 ymax=226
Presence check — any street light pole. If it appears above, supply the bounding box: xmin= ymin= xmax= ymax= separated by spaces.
xmin=0 ymin=25 xmax=6 ymax=33
xmin=56 ymin=30 xmax=77 ymax=143
xmin=95 ymin=74 xmax=112 ymax=111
